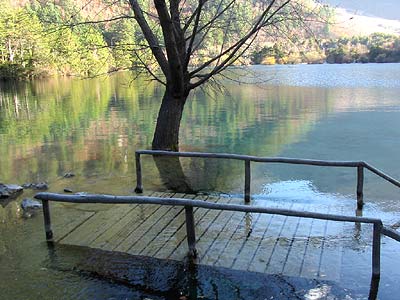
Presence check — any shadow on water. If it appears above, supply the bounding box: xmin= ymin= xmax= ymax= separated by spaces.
xmin=43 ymin=243 xmax=380 ymax=300
xmin=153 ymin=155 xmax=195 ymax=194
xmin=150 ymin=154 xmax=247 ymax=195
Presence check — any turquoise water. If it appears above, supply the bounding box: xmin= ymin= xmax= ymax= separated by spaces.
xmin=1 ymin=63 xmax=400 ymax=299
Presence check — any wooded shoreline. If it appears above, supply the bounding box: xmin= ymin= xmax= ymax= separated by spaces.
xmin=1 ymin=1 xmax=399 ymax=80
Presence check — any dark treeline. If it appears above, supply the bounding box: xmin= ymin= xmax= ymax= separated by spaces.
xmin=1 ymin=0 xmax=399 ymax=80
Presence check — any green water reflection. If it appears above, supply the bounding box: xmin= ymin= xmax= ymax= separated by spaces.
xmin=0 ymin=73 xmax=333 ymax=194
xmin=1 ymin=64 xmax=400 ymax=299
xmin=1 ymin=67 xmax=400 ymax=203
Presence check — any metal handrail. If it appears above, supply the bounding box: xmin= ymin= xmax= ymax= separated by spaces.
xmin=134 ymin=150 xmax=400 ymax=209
xmin=34 ymin=192 xmax=400 ymax=279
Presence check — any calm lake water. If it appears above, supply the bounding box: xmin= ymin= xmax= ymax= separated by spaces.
xmin=1 ymin=63 xmax=400 ymax=299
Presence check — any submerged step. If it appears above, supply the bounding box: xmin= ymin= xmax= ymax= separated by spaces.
xmin=49 ymin=192 xmax=346 ymax=282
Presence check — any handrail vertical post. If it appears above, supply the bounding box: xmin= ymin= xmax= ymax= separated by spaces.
xmin=134 ymin=152 xmax=143 ymax=193
xmin=357 ymin=165 xmax=364 ymax=209
xmin=42 ymin=200 xmax=53 ymax=241
xmin=372 ymin=222 xmax=382 ymax=278
xmin=245 ymin=159 xmax=251 ymax=203
xmin=185 ymin=206 xmax=197 ymax=258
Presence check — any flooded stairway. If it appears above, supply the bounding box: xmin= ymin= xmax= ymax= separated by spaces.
xmin=34 ymin=150 xmax=400 ymax=293
xmin=46 ymin=191 xmax=348 ymax=282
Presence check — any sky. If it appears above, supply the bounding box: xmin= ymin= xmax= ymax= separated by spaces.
xmin=323 ymin=0 xmax=400 ymax=20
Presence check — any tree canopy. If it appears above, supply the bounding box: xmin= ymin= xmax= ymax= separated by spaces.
xmin=118 ymin=0 xmax=322 ymax=150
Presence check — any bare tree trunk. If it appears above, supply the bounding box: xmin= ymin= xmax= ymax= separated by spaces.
xmin=152 ymin=88 xmax=186 ymax=151
xmin=151 ymin=88 xmax=194 ymax=193
xmin=8 ymin=40 xmax=14 ymax=62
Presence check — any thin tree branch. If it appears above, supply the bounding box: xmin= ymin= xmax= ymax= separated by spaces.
xmin=169 ymin=0 xmax=186 ymax=60
xmin=188 ymin=0 xmax=279 ymax=79
xmin=154 ymin=0 xmax=184 ymax=91
xmin=133 ymin=50 xmax=166 ymax=86
xmin=185 ymin=0 xmax=235 ymax=42
xmin=185 ymin=0 xmax=206 ymax=68
xmin=189 ymin=0 xmax=292 ymax=89
xmin=42 ymin=15 xmax=134 ymax=27
xmin=129 ymin=0 xmax=170 ymax=78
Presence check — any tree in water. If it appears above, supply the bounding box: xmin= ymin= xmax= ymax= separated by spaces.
xmin=124 ymin=0 xmax=318 ymax=192
xmin=127 ymin=0 xmax=317 ymax=151
xmin=28 ymin=0 xmax=318 ymax=151
xmin=50 ymin=0 xmax=319 ymax=192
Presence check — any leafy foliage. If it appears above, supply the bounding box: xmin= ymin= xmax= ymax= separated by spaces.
xmin=0 ymin=0 xmax=399 ymax=80
xmin=324 ymin=33 xmax=400 ymax=64
xmin=0 ymin=0 xmax=113 ymax=78
xmin=0 ymin=1 xmax=48 ymax=78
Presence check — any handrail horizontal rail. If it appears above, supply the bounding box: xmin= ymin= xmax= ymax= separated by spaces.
xmin=34 ymin=192 xmax=381 ymax=224
xmin=136 ymin=149 xmax=363 ymax=167
xmin=34 ymin=192 xmax=400 ymax=241
xmin=364 ymin=163 xmax=400 ymax=189
xmin=34 ymin=192 xmax=400 ymax=280
xmin=135 ymin=150 xmax=400 ymax=209
xmin=381 ymin=227 xmax=400 ymax=242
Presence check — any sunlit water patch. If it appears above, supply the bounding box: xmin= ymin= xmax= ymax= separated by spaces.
xmin=251 ymin=180 xmax=400 ymax=225
xmin=260 ymin=179 xmax=349 ymax=204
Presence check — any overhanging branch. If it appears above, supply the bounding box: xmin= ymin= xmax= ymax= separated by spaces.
xmin=154 ymin=0 xmax=185 ymax=88
xmin=189 ymin=0 xmax=294 ymax=89
xmin=188 ymin=0 xmax=280 ymax=79
xmin=129 ymin=0 xmax=170 ymax=78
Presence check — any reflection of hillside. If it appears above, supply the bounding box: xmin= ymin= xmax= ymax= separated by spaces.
xmin=178 ymin=85 xmax=335 ymax=192
xmin=0 ymin=77 xmax=110 ymax=182
xmin=182 ymin=85 xmax=330 ymax=154
xmin=0 ymin=73 xmax=167 ymax=185
xmin=0 ymin=72 xmax=337 ymax=193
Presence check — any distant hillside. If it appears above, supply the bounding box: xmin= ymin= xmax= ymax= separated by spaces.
xmin=331 ymin=8 xmax=400 ymax=36
xmin=322 ymin=0 xmax=400 ymax=20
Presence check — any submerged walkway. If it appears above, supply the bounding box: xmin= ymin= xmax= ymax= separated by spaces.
xmin=48 ymin=191 xmax=348 ymax=282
